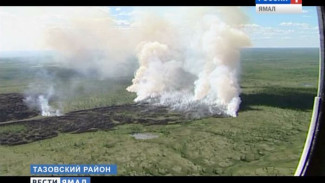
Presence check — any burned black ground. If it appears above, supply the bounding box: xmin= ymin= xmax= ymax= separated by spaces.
xmin=0 ymin=93 xmax=192 ymax=145
xmin=0 ymin=93 xmax=38 ymax=123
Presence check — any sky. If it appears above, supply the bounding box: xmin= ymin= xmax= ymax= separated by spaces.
xmin=0 ymin=6 xmax=320 ymax=51
xmin=241 ymin=6 xmax=320 ymax=47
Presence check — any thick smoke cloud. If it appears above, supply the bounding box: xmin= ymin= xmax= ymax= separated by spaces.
xmin=43 ymin=7 xmax=137 ymax=79
xmin=21 ymin=7 xmax=250 ymax=117
xmin=127 ymin=8 xmax=251 ymax=117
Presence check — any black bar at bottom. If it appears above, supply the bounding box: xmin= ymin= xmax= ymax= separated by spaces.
xmin=1 ymin=176 xmax=325 ymax=183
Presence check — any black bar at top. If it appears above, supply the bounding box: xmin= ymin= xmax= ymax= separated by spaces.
xmin=0 ymin=0 xmax=323 ymax=6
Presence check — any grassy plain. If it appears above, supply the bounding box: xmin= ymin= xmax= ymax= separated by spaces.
xmin=0 ymin=48 xmax=319 ymax=175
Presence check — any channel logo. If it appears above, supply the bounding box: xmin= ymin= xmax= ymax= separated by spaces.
xmin=256 ymin=0 xmax=302 ymax=14
xmin=30 ymin=177 xmax=90 ymax=183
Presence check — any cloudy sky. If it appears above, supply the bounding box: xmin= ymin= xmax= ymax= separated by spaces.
xmin=241 ymin=6 xmax=320 ymax=47
xmin=0 ymin=6 xmax=320 ymax=51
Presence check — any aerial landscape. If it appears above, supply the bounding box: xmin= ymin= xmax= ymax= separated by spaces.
xmin=0 ymin=6 xmax=320 ymax=175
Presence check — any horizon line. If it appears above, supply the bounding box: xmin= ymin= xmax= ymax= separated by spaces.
xmin=0 ymin=46 xmax=321 ymax=53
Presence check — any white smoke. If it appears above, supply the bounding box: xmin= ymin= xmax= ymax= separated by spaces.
xmin=37 ymin=94 xmax=61 ymax=117
xmin=43 ymin=7 xmax=137 ymax=79
xmin=24 ymin=73 xmax=62 ymax=117
xmin=11 ymin=7 xmax=250 ymax=118
xmin=127 ymin=8 xmax=251 ymax=117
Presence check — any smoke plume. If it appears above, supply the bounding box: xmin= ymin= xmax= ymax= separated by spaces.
xmin=23 ymin=69 xmax=62 ymax=117
xmin=127 ymin=8 xmax=251 ymax=117
xmin=17 ymin=7 xmax=250 ymax=118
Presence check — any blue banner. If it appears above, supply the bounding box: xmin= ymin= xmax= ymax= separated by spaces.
xmin=256 ymin=0 xmax=291 ymax=4
xmin=30 ymin=164 xmax=117 ymax=175
xmin=61 ymin=177 xmax=90 ymax=183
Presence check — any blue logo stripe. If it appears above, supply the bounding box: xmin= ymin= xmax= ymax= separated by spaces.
xmin=60 ymin=177 xmax=91 ymax=183
xmin=30 ymin=164 xmax=117 ymax=175
xmin=256 ymin=0 xmax=291 ymax=4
